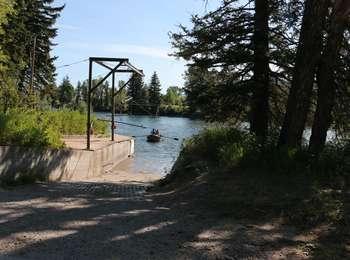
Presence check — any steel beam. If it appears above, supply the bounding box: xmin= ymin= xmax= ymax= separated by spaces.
xmin=111 ymin=72 xmax=115 ymax=141
xmin=87 ymin=59 xmax=92 ymax=150
xmin=114 ymin=77 xmax=132 ymax=97
xmin=90 ymin=57 xmax=129 ymax=63
xmin=91 ymin=62 xmax=123 ymax=92
xmin=95 ymin=61 xmax=113 ymax=70
xmin=86 ymin=57 xmax=143 ymax=148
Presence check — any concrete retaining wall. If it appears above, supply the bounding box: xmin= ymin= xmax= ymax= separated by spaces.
xmin=0 ymin=138 xmax=134 ymax=182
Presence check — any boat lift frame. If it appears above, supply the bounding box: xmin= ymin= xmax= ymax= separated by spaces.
xmin=87 ymin=57 xmax=144 ymax=150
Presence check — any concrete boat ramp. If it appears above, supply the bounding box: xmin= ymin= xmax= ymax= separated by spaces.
xmin=0 ymin=135 xmax=135 ymax=183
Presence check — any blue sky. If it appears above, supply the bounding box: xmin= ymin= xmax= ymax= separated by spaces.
xmin=53 ymin=0 xmax=221 ymax=92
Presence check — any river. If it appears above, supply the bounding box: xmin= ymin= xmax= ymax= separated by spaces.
xmin=95 ymin=113 xmax=206 ymax=175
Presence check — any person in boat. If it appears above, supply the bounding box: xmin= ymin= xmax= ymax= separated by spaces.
xmin=155 ymin=129 xmax=160 ymax=136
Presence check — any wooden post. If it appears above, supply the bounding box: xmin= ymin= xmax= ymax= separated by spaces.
xmin=87 ymin=59 xmax=92 ymax=150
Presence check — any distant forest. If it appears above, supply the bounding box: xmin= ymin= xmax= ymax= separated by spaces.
xmin=56 ymin=72 xmax=188 ymax=117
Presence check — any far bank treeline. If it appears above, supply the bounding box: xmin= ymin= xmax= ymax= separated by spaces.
xmin=54 ymin=72 xmax=189 ymax=117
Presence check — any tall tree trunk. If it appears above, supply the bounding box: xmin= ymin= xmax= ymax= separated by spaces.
xmin=309 ymin=0 xmax=350 ymax=154
xmin=250 ymin=0 xmax=270 ymax=141
xmin=278 ymin=0 xmax=329 ymax=148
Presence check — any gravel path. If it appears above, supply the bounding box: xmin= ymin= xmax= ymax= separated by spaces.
xmin=0 ymin=169 xmax=314 ymax=259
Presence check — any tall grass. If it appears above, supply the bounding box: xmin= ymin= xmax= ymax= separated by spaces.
xmin=0 ymin=109 xmax=107 ymax=148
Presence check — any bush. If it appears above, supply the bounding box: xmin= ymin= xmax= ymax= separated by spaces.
xmin=181 ymin=127 xmax=256 ymax=163
xmin=163 ymin=126 xmax=350 ymax=227
xmin=0 ymin=109 xmax=107 ymax=149
xmin=176 ymin=126 xmax=349 ymax=178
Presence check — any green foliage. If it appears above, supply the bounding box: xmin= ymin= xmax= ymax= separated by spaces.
xmin=1 ymin=0 xmax=64 ymax=95
xmin=159 ymin=86 xmax=188 ymax=116
xmin=183 ymin=67 xmax=250 ymax=121
xmin=162 ymin=86 xmax=184 ymax=106
xmin=127 ymin=73 xmax=149 ymax=115
xmin=0 ymin=0 xmax=14 ymax=72
xmin=148 ymin=72 xmax=161 ymax=115
xmin=75 ymin=101 xmax=87 ymax=114
xmin=58 ymin=76 xmax=75 ymax=107
xmin=159 ymin=104 xmax=189 ymax=117
xmin=163 ymin=126 xmax=350 ymax=229
xmin=182 ymin=127 xmax=255 ymax=163
xmin=0 ymin=110 xmax=63 ymax=148
xmin=115 ymin=86 xmax=128 ymax=113
xmin=0 ymin=109 xmax=107 ymax=148
xmin=0 ymin=77 xmax=20 ymax=112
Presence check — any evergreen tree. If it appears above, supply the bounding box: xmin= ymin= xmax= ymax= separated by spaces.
xmin=58 ymin=76 xmax=74 ymax=107
xmin=148 ymin=72 xmax=161 ymax=115
xmin=75 ymin=81 xmax=82 ymax=106
xmin=81 ymin=80 xmax=88 ymax=103
xmin=1 ymin=0 xmax=64 ymax=100
xmin=127 ymin=73 xmax=147 ymax=115
xmin=279 ymin=0 xmax=329 ymax=148
xmin=171 ymin=0 xmax=275 ymax=135
xmin=172 ymin=0 xmax=350 ymax=153
xmin=309 ymin=0 xmax=350 ymax=154
xmin=0 ymin=0 xmax=14 ymax=73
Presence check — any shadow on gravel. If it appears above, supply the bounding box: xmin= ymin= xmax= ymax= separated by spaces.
xmin=0 ymin=181 xmax=324 ymax=259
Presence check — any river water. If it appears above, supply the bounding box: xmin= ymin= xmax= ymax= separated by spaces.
xmin=96 ymin=113 xmax=206 ymax=175
xmin=94 ymin=113 xmax=339 ymax=176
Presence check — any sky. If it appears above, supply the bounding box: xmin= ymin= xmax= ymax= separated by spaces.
xmin=53 ymin=0 xmax=221 ymax=92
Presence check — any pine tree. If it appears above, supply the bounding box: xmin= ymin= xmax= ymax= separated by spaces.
xmin=75 ymin=81 xmax=82 ymax=106
xmin=0 ymin=0 xmax=15 ymax=73
xmin=170 ymin=0 xmax=297 ymax=135
xmin=279 ymin=0 xmax=329 ymax=148
xmin=251 ymin=0 xmax=269 ymax=140
xmin=127 ymin=73 xmax=147 ymax=115
xmin=2 ymin=0 xmax=64 ymax=99
xmin=309 ymin=0 xmax=350 ymax=154
xmin=58 ymin=76 xmax=74 ymax=107
xmin=148 ymin=72 xmax=161 ymax=115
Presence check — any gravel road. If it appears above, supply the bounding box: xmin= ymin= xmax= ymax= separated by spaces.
xmin=0 ymin=169 xmax=313 ymax=259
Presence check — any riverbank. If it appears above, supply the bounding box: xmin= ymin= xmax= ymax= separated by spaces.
xmin=155 ymin=126 xmax=350 ymax=259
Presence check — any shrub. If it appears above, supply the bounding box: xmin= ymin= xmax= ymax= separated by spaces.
xmin=0 ymin=109 xmax=107 ymax=149
xmin=164 ymin=126 xmax=350 ymax=227
xmin=181 ymin=127 xmax=256 ymax=163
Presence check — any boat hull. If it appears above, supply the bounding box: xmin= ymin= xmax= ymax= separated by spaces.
xmin=147 ymin=135 xmax=161 ymax=142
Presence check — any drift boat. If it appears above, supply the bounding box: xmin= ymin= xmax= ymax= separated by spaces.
xmin=147 ymin=134 xmax=161 ymax=142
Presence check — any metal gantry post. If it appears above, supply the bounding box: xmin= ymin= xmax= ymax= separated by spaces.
xmin=111 ymin=72 xmax=115 ymax=141
xmin=86 ymin=57 xmax=144 ymax=149
xmin=87 ymin=58 xmax=92 ymax=150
